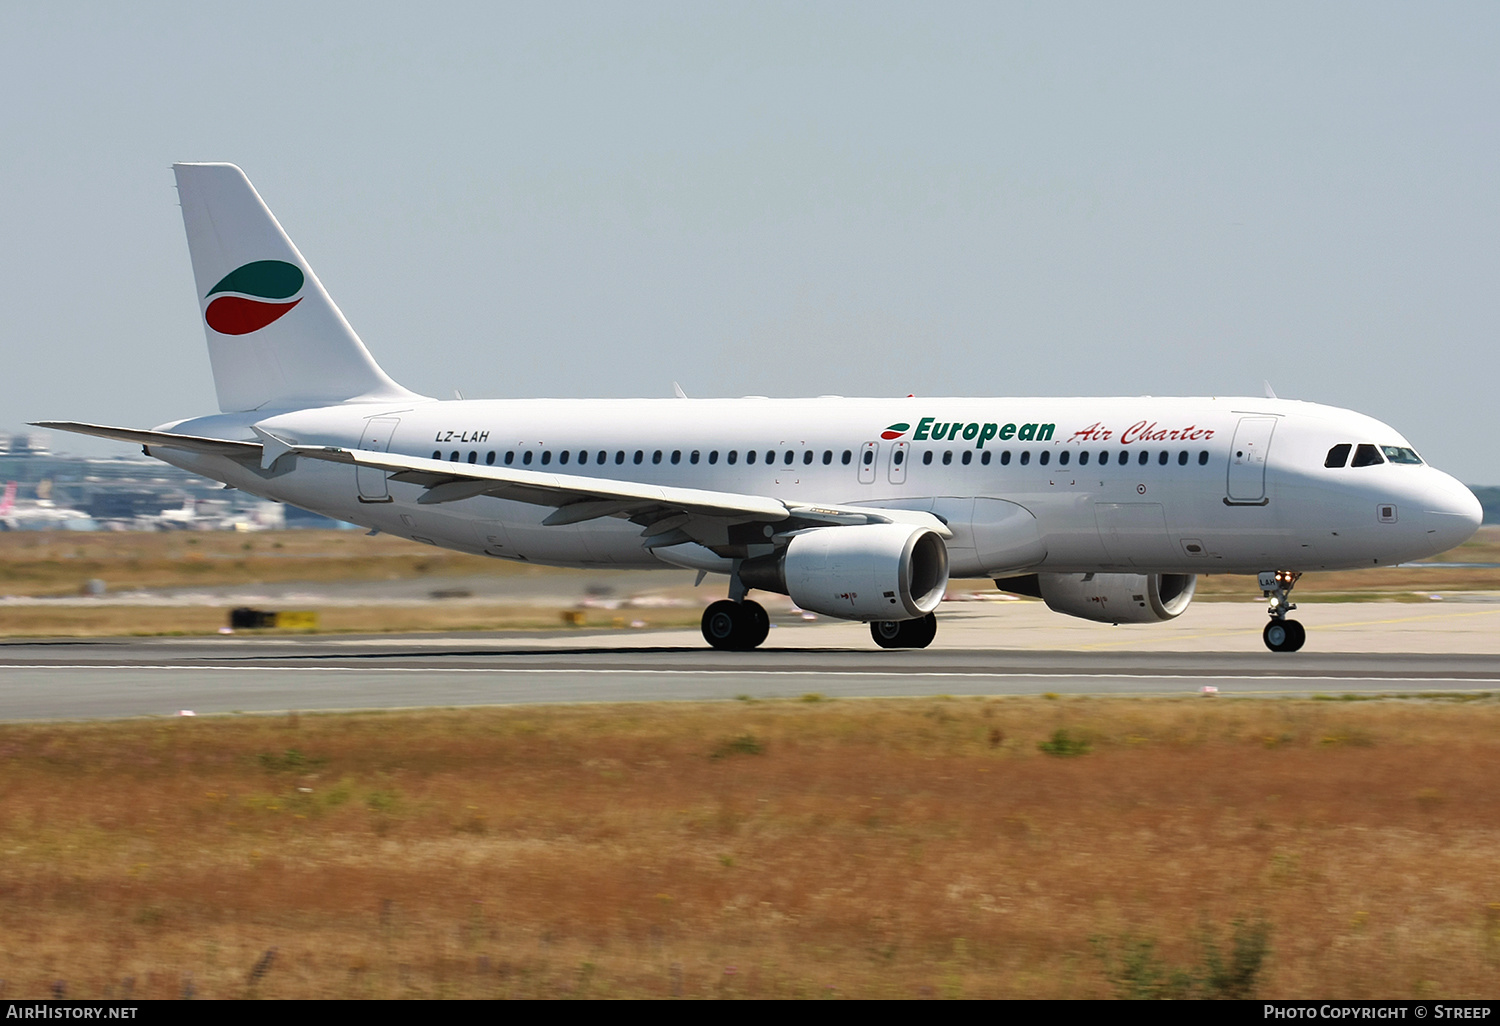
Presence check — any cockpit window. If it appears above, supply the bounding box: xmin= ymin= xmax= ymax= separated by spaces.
xmin=1381 ymin=446 xmax=1422 ymax=465
xmin=1324 ymin=443 xmax=1351 ymax=468
xmin=1351 ymin=444 xmax=1384 ymax=467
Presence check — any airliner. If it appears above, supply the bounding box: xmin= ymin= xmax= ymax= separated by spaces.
xmin=36 ymin=164 xmax=1483 ymax=652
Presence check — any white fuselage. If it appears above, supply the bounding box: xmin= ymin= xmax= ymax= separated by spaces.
xmin=152 ymin=394 xmax=1481 ymax=580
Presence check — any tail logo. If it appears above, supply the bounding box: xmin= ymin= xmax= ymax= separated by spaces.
xmin=204 ymin=260 xmax=304 ymax=335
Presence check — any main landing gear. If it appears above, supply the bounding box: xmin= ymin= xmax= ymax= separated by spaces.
xmin=1259 ymin=569 xmax=1305 ymax=653
xmin=870 ymin=613 xmax=938 ymax=649
xmin=701 ymin=599 xmax=770 ymax=651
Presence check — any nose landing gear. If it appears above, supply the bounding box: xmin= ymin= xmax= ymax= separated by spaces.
xmin=1259 ymin=570 xmax=1305 ymax=652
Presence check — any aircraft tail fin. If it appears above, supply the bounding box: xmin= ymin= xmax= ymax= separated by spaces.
xmin=0 ymin=482 xmax=15 ymax=516
xmin=173 ymin=163 xmax=424 ymax=413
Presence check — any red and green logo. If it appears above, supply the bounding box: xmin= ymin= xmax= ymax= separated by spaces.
xmin=880 ymin=422 xmax=910 ymax=440
xmin=204 ymin=260 xmax=304 ymax=335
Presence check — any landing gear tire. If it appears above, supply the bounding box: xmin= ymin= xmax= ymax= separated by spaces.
xmin=702 ymin=599 xmax=769 ymax=651
xmin=1263 ymin=618 xmax=1306 ymax=653
xmin=870 ymin=613 xmax=938 ymax=649
xmin=742 ymin=600 xmax=770 ymax=649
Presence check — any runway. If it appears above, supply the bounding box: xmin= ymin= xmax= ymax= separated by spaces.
xmin=2 ymin=612 xmax=1498 ymax=720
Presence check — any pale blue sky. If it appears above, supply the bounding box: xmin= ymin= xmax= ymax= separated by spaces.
xmin=3 ymin=2 xmax=1497 ymax=481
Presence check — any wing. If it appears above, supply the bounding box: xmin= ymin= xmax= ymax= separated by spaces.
xmin=33 ymin=422 xmax=950 ymax=555
xmin=290 ymin=444 xmax=951 ymax=552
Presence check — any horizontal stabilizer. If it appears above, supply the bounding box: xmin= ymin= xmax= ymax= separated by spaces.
xmin=31 ymin=421 xmax=262 ymax=459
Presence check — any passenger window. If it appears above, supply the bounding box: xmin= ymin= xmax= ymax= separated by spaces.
xmin=1039 ymin=450 xmax=1050 ymax=466
xmin=1059 ymin=451 xmax=1071 ymax=466
xmin=784 ymin=450 xmax=794 ymax=466
xmin=597 ymin=451 xmax=606 ymax=465
xmin=450 ymin=451 xmax=460 ymax=461
xmin=670 ymin=450 xmax=681 ymax=465
xmin=863 ymin=450 xmax=874 ymax=466
xmin=1019 ymin=451 xmax=1030 ymax=465
xmin=922 ymin=451 xmax=933 ymax=465
xmin=1352 ymin=444 xmax=1384 ymax=467
xmin=633 ymin=450 xmax=643 ymax=465
xmin=614 ymin=451 xmax=625 ymax=465
xmin=961 ymin=451 xmax=972 ymax=465
xmin=708 ymin=451 xmax=718 ymax=465
xmin=1157 ymin=451 xmax=1168 ymax=466
xmin=1177 ymin=450 xmax=1188 ymax=466
xmin=894 ymin=449 xmax=905 ymax=466
xmin=523 ymin=451 xmax=533 ymax=465
xmin=981 ymin=451 xmax=991 ymax=465
xmin=505 ymin=451 xmax=515 ymax=465
xmin=690 ymin=450 xmax=700 ymax=465
xmin=431 ymin=450 xmax=441 ymax=459
xmin=1097 ymin=450 xmax=1108 ymax=464
xmin=942 ymin=451 xmax=953 ymax=465
xmin=575 ymin=451 xmax=586 ymax=465
xmin=766 ymin=450 xmax=776 ymax=464
xmin=652 ymin=450 xmax=662 ymax=464
xmin=822 ymin=450 xmax=833 ymax=465
xmin=558 ymin=451 xmax=568 ymax=465
xmin=803 ymin=450 xmax=813 ymax=465
xmin=468 ymin=451 xmax=477 ymax=463
xmin=1196 ymin=450 xmax=1208 ymax=466
xmin=486 ymin=451 xmax=496 ymax=465
xmin=1137 ymin=451 xmax=1148 ymax=466
xmin=1000 ymin=450 xmax=1010 ymax=465
xmin=1075 ymin=451 xmax=1086 ymax=466
xmin=842 ymin=450 xmax=852 ymax=465
xmin=727 ymin=451 xmax=738 ymax=465
xmin=1381 ymin=446 xmax=1422 ymax=465
xmin=542 ymin=451 xmax=552 ymax=465
xmin=747 ymin=450 xmax=757 ymax=465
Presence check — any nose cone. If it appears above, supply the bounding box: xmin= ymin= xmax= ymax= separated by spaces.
xmin=1421 ymin=473 xmax=1483 ymax=553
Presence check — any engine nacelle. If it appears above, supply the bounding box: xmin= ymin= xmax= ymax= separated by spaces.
xmin=741 ymin=523 xmax=949 ymax=621
xmin=997 ymin=572 xmax=1197 ymax=624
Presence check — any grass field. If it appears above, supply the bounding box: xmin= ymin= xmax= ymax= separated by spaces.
xmin=1 ymin=528 xmax=1497 ymax=638
xmin=1 ymin=697 xmax=1498 ymax=999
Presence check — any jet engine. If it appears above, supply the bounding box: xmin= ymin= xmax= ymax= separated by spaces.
xmin=740 ymin=523 xmax=949 ymax=621
xmin=996 ymin=572 xmax=1196 ymax=624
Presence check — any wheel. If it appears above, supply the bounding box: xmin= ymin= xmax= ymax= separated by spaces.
xmin=870 ymin=613 xmax=938 ymax=649
xmin=1263 ymin=618 xmax=1306 ymax=653
xmin=702 ymin=600 xmax=744 ymax=651
xmin=911 ymin=612 xmax=938 ymax=649
xmin=741 ymin=600 xmax=770 ymax=649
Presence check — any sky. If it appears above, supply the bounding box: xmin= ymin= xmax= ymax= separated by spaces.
xmin=2 ymin=2 xmax=1497 ymax=482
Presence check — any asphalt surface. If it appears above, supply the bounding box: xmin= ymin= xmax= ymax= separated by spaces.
xmin=2 ymin=627 xmax=1497 ymax=720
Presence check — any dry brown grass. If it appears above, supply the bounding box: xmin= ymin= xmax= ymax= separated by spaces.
xmin=0 ymin=530 xmax=506 ymax=597
xmin=2 ymin=697 xmax=1499 ymax=998
xmin=0 ymin=605 xmax=701 ymax=638
xmin=3 ymin=527 xmax=1496 ymax=601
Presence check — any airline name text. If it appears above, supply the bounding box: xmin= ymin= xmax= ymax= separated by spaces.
xmin=1071 ymin=421 xmax=1216 ymax=445
xmin=912 ymin=418 xmax=1055 ymax=448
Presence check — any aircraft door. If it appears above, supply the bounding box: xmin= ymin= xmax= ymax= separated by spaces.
xmin=888 ymin=442 xmax=908 ymax=485
xmin=1226 ymin=417 xmax=1277 ymax=504
xmin=858 ymin=441 xmax=879 ymax=484
xmin=357 ymin=416 xmax=400 ymax=503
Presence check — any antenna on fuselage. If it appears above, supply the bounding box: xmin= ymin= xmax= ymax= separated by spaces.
xmin=1263 ymin=381 xmax=1279 ymax=400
